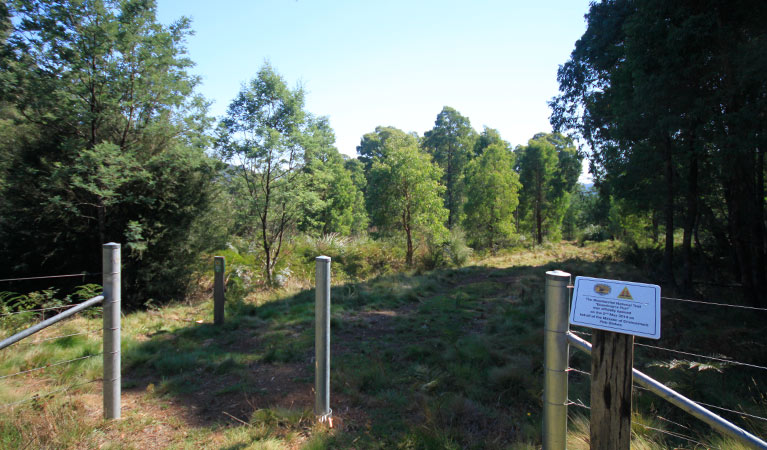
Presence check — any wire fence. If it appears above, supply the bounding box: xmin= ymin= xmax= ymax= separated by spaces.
xmin=0 ymin=292 xmax=105 ymax=411
xmin=634 ymin=342 xmax=767 ymax=371
xmin=567 ymin=394 xmax=727 ymax=449
xmin=560 ymin=286 xmax=767 ymax=448
xmin=0 ymin=272 xmax=101 ymax=283
xmin=0 ymin=354 xmax=101 ymax=381
xmin=636 ymin=422 xmax=719 ymax=449
xmin=19 ymin=331 xmax=94 ymax=346
xmin=662 ymin=295 xmax=767 ymax=312
xmin=0 ymin=243 xmax=120 ymax=421
xmin=0 ymin=304 xmax=71 ymax=317
xmin=0 ymin=378 xmax=101 ymax=410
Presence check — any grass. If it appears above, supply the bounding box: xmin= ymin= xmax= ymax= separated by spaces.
xmin=0 ymin=240 xmax=765 ymax=448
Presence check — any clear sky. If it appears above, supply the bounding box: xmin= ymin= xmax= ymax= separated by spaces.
xmin=156 ymin=0 xmax=592 ymax=178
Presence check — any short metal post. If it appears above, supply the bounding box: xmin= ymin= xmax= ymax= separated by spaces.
xmin=314 ymin=256 xmax=331 ymax=421
xmin=543 ymin=270 xmax=571 ymax=450
xmin=214 ymin=256 xmax=225 ymax=325
xmin=103 ymin=243 xmax=121 ymax=420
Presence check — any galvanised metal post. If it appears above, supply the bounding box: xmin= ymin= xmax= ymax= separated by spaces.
xmin=314 ymin=256 xmax=332 ymax=421
xmin=103 ymin=243 xmax=121 ymax=420
xmin=543 ymin=270 xmax=571 ymax=450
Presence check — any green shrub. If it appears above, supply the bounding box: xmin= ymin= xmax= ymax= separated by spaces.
xmin=290 ymin=234 xmax=404 ymax=282
xmin=578 ymin=224 xmax=610 ymax=243
xmin=419 ymin=228 xmax=472 ymax=270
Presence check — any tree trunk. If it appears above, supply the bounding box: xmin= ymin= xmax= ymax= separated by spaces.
xmin=681 ymin=138 xmax=698 ymax=294
xmin=724 ymin=156 xmax=760 ymax=306
xmin=404 ymin=207 xmax=413 ymax=266
xmin=488 ymin=223 xmax=494 ymax=254
xmin=536 ymin=190 xmax=543 ymax=245
xmin=755 ymin=147 xmax=765 ymax=305
xmin=97 ymin=201 xmax=106 ymax=246
xmin=263 ymin=245 xmax=272 ymax=285
xmin=662 ymin=138 xmax=676 ymax=287
xmin=446 ymin=145 xmax=454 ymax=228
xmin=651 ymin=210 xmax=659 ymax=244
xmin=261 ymin=161 xmax=273 ymax=285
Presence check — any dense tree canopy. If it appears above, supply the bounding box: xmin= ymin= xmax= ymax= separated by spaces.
xmin=515 ymin=133 xmax=580 ymax=244
xmin=0 ymin=0 xmax=216 ymax=305
xmin=0 ymin=0 xmax=647 ymax=303
xmin=356 ymin=126 xmax=419 ymax=176
xmin=474 ymin=127 xmax=510 ymax=157
xmin=366 ymin=140 xmax=448 ymax=266
xmin=464 ymin=143 xmax=520 ymax=250
xmin=301 ymin=117 xmax=368 ymax=236
xmin=422 ymin=106 xmax=477 ymax=228
xmin=551 ymin=0 xmax=767 ymax=303
xmin=216 ymin=63 xmax=315 ymax=285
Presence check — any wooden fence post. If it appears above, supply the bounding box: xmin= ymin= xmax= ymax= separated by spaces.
xmin=590 ymin=329 xmax=633 ymax=450
xmin=214 ymin=256 xmax=225 ymax=325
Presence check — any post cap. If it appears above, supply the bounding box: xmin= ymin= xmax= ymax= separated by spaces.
xmin=545 ymin=270 xmax=571 ymax=280
xmin=316 ymin=255 xmax=331 ymax=262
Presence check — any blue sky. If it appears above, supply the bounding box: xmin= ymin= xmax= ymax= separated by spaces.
xmin=156 ymin=0 xmax=591 ymax=178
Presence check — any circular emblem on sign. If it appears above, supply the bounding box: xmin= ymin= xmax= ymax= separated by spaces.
xmin=594 ymin=284 xmax=611 ymax=295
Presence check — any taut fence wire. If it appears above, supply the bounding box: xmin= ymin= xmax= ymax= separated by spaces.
xmin=19 ymin=331 xmax=94 ymax=346
xmin=636 ymin=423 xmax=720 ymax=449
xmin=0 ymin=272 xmax=101 ymax=283
xmin=0 ymin=378 xmax=101 ymax=410
xmin=634 ymin=342 xmax=767 ymax=371
xmin=0 ymin=302 xmax=96 ymax=317
xmin=0 ymin=354 xmax=102 ymax=381
xmin=661 ymin=295 xmax=767 ymax=312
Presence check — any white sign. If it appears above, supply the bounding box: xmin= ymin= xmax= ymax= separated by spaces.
xmin=569 ymin=276 xmax=661 ymax=339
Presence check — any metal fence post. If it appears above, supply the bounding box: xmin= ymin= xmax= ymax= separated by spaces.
xmin=214 ymin=256 xmax=225 ymax=325
xmin=314 ymin=256 xmax=331 ymax=421
xmin=543 ymin=270 xmax=571 ymax=450
xmin=103 ymin=243 xmax=121 ymax=420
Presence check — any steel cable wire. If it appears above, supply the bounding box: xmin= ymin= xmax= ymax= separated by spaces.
xmin=634 ymin=343 xmax=767 ymax=371
xmin=0 ymin=272 xmax=101 ymax=283
xmin=661 ymin=296 xmax=767 ymax=312
xmin=17 ymin=332 xmax=90 ymax=346
xmin=0 ymin=353 xmax=101 ymax=380
xmin=0 ymin=378 xmax=101 ymax=409
xmin=0 ymin=305 xmax=71 ymax=317
xmin=635 ymin=423 xmax=720 ymax=449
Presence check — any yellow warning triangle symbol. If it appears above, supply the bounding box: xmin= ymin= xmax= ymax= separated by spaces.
xmin=618 ymin=287 xmax=633 ymax=300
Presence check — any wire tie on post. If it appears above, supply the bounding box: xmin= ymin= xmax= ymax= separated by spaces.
xmin=543 ymin=328 xmax=568 ymax=334
xmin=317 ymin=408 xmax=333 ymax=424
